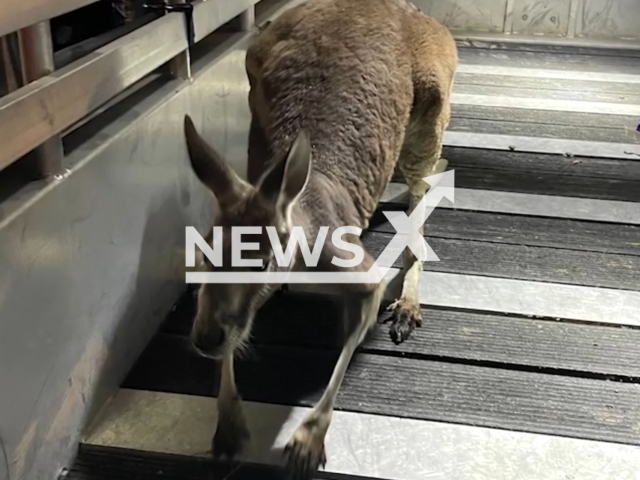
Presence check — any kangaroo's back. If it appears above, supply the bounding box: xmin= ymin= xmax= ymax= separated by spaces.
xmin=246 ymin=0 xmax=457 ymax=224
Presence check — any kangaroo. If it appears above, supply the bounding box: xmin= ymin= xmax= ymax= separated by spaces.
xmin=183 ymin=0 xmax=457 ymax=478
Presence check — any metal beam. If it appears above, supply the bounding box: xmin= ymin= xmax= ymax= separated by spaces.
xmin=168 ymin=0 xmax=191 ymax=81
xmin=0 ymin=0 xmax=262 ymax=173
xmin=0 ymin=0 xmax=99 ymax=37
xmin=192 ymin=0 xmax=258 ymax=43
xmin=0 ymin=14 xmax=186 ymax=172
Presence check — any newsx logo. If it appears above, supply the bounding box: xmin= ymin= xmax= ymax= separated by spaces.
xmin=186 ymin=171 xmax=454 ymax=284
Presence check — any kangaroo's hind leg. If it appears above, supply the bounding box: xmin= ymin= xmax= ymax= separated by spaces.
xmin=387 ymin=73 xmax=453 ymax=344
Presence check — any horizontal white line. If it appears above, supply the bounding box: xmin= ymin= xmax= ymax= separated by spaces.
xmin=187 ymin=269 xmax=392 ymax=284
xmin=418 ymin=271 xmax=640 ymax=327
xmin=381 ymin=183 xmax=640 ymax=225
xmin=442 ymin=131 xmax=640 ymax=160
xmin=452 ymin=92 xmax=640 ymax=116
xmin=291 ymin=268 xmax=640 ymax=327
xmin=456 ymin=64 xmax=640 ymax=84
xmin=451 ymin=189 xmax=640 ymax=225
xmin=84 ymin=389 xmax=640 ymax=480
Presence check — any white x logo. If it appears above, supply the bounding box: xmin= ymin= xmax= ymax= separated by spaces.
xmin=373 ymin=171 xmax=455 ymax=270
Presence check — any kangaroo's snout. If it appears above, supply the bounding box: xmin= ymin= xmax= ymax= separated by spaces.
xmin=192 ymin=326 xmax=225 ymax=358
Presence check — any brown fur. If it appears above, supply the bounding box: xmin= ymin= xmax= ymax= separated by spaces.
xmin=246 ymin=0 xmax=456 ymax=341
xmin=247 ymin=0 xmax=456 ymax=217
xmin=184 ymin=0 xmax=457 ymax=477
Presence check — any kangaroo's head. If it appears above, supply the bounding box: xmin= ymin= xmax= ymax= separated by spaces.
xmin=184 ymin=115 xmax=311 ymax=359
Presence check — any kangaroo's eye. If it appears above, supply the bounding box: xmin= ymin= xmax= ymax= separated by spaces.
xmin=250 ymin=259 xmax=269 ymax=272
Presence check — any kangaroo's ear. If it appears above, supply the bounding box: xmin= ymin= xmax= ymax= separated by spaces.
xmin=184 ymin=115 xmax=250 ymax=207
xmin=258 ymin=130 xmax=312 ymax=218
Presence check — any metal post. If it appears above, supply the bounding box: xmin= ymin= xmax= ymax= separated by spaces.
xmin=1 ymin=33 xmax=22 ymax=95
xmin=567 ymin=0 xmax=581 ymax=38
xmin=168 ymin=0 xmax=191 ymax=80
xmin=18 ymin=21 xmax=64 ymax=179
xmin=503 ymin=0 xmax=515 ymax=34
xmin=239 ymin=6 xmax=255 ymax=32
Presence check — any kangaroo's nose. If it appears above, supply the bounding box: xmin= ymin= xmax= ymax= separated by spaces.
xmin=192 ymin=328 xmax=225 ymax=356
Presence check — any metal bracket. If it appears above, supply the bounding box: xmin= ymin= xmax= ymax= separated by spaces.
xmin=258 ymin=21 xmax=272 ymax=33
xmin=239 ymin=6 xmax=255 ymax=32
xmin=144 ymin=0 xmax=195 ymax=47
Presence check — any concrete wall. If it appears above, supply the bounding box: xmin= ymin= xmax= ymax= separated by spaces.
xmin=0 ymin=31 xmax=253 ymax=480
xmin=413 ymin=0 xmax=640 ymax=41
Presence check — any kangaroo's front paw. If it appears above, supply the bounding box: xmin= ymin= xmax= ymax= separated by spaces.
xmin=284 ymin=418 xmax=328 ymax=480
xmin=212 ymin=401 xmax=250 ymax=460
xmin=388 ymin=300 xmax=422 ymax=344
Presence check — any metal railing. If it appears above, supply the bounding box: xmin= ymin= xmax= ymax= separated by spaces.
xmin=0 ymin=0 xmax=259 ymax=176
xmin=0 ymin=0 xmax=101 ymax=38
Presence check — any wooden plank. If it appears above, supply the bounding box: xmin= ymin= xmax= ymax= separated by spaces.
xmin=453 ymin=70 xmax=640 ymax=93
xmin=362 ymin=232 xmax=640 ymax=291
xmin=370 ymin=209 xmax=640 ymax=256
xmin=452 ymin=104 xmax=639 ymax=130
xmin=389 ymin=148 xmax=640 ymax=210
xmin=441 ymin=147 xmax=640 ymax=181
xmin=443 ymin=131 xmax=640 ymax=161
xmin=163 ymin=291 xmax=640 ymax=378
xmin=122 ymin=336 xmax=640 ymax=446
xmin=458 ymin=48 xmax=640 ymax=75
xmin=448 ymin=117 xmax=632 ymax=144
xmin=456 ymin=64 xmax=640 ymax=86
xmin=83 ymin=389 xmax=640 ymax=480
xmin=447 ymin=167 xmax=640 ymax=203
xmin=80 ymin=389 xmax=640 ymax=480
xmin=454 ymin=82 xmax=640 ymax=104
xmin=68 ymin=446 xmax=284 ymax=480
